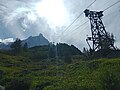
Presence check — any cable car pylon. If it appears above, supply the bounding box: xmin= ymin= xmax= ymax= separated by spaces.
xmin=84 ymin=9 xmax=116 ymax=52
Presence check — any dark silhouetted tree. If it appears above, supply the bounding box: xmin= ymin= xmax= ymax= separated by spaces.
xmin=23 ymin=43 xmax=28 ymax=52
xmin=10 ymin=38 xmax=22 ymax=55
xmin=48 ymin=43 xmax=56 ymax=58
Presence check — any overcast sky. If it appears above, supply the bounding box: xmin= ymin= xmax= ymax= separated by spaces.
xmin=0 ymin=0 xmax=120 ymax=50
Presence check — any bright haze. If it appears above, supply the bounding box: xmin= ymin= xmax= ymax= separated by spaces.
xmin=0 ymin=0 xmax=120 ymax=50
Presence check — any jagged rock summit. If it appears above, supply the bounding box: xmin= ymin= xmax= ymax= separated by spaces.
xmin=22 ymin=33 xmax=49 ymax=48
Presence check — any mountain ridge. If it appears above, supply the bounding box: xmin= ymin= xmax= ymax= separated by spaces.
xmin=0 ymin=33 xmax=49 ymax=49
xmin=22 ymin=33 xmax=49 ymax=48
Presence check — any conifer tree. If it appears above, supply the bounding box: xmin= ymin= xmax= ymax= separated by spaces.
xmin=10 ymin=38 xmax=22 ymax=55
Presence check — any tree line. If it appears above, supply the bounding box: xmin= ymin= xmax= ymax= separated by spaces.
xmin=10 ymin=39 xmax=82 ymax=63
xmin=10 ymin=38 xmax=28 ymax=55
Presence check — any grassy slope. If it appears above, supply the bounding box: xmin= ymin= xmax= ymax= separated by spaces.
xmin=0 ymin=53 xmax=120 ymax=90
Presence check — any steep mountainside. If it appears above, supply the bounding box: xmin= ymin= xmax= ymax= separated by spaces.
xmin=22 ymin=33 xmax=49 ymax=48
xmin=0 ymin=34 xmax=50 ymax=49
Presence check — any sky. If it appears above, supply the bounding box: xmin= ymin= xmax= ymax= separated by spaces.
xmin=0 ymin=0 xmax=120 ymax=50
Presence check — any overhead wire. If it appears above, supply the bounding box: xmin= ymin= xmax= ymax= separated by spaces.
xmin=86 ymin=0 xmax=97 ymax=8
xmin=104 ymin=9 xmax=120 ymax=18
xmin=61 ymin=0 xmax=97 ymax=35
xmin=50 ymin=0 xmax=120 ymax=77
xmin=103 ymin=0 xmax=120 ymax=11
xmin=60 ymin=0 xmax=97 ymax=44
xmin=62 ymin=20 xmax=89 ymax=40
xmin=61 ymin=12 xmax=84 ymax=35
xmin=63 ymin=0 xmax=120 ymax=46
xmin=62 ymin=0 xmax=114 ymax=39
xmin=65 ymin=25 xmax=89 ymax=44
xmin=73 ymin=0 xmax=120 ymax=47
xmin=65 ymin=0 xmax=120 ymax=37
xmin=68 ymin=0 xmax=115 ymax=37
xmin=64 ymin=1 xmax=112 ymax=37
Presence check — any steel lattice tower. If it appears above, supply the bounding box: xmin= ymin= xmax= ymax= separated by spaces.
xmin=84 ymin=9 xmax=115 ymax=51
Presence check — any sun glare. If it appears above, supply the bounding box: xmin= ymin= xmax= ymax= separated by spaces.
xmin=35 ymin=0 xmax=67 ymax=26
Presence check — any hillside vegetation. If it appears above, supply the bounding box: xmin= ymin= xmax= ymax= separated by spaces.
xmin=0 ymin=40 xmax=120 ymax=90
xmin=0 ymin=50 xmax=120 ymax=90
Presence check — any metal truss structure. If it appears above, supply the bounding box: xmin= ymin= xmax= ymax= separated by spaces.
xmin=84 ymin=9 xmax=115 ymax=51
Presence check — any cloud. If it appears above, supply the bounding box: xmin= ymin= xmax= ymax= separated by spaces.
xmin=0 ymin=0 xmax=120 ymax=50
xmin=0 ymin=38 xmax=14 ymax=45
xmin=0 ymin=0 xmax=69 ymax=43
xmin=61 ymin=0 xmax=120 ymax=49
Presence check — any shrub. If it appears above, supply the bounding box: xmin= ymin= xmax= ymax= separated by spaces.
xmin=5 ymin=78 xmax=31 ymax=90
xmin=99 ymin=70 xmax=120 ymax=90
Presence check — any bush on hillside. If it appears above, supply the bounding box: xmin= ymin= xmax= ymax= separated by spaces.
xmin=5 ymin=78 xmax=31 ymax=90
